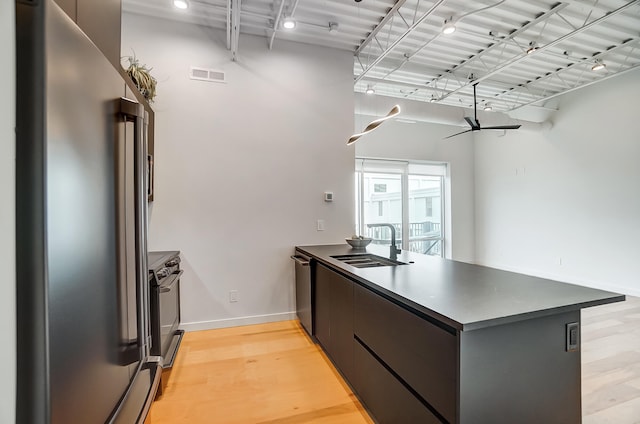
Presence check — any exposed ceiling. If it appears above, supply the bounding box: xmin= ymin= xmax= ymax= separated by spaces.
xmin=123 ymin=0 xmax=640 ymax=113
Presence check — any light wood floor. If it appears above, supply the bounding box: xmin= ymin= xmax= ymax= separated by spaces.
xmin=147 ymin=296 xmax=640 ymax=424
xmin=146 ymin=321 xmax=373 ymax=424
xmin=582 ymin=295 xmax=640 ymax=423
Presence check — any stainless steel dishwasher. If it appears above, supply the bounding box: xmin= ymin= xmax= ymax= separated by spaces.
xmin=291 ymin=252 xmax=313 ymax=337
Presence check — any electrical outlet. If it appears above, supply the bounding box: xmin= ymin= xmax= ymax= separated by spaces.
xmin=566 ymin=322 xmax=579 ymax=352
xmin=229 ymin=290 xmax=238 ymax=303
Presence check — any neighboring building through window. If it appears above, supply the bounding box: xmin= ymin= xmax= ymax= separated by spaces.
xmin=374 ymin=184 xmax=387 ymax=193
xmin=355 ymin=159 xmax=447 ymax=257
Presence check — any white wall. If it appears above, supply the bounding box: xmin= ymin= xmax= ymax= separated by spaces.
xmin=122 ymin=14 xmax=355 ymax=330
xmin=0 ymin=0 xmax=16 ymax=422
xmin=354 ymin=112 xmax=476 ymax=263
xmin=474 ymin=69 xmax=640 ymax=296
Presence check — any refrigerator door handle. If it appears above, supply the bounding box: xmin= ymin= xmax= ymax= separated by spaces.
xmin=116 ymin=97 xmax=146 ymax=366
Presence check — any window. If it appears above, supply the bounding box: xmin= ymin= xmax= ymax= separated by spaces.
xmin=355 ymin=159 xmax=447 ymax=257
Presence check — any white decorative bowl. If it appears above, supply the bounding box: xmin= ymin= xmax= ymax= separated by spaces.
xmin=346 ymin=238 xmax=372 ymax=249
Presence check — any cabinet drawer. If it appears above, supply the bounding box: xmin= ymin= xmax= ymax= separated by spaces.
xmin=354 ymin=284 xmax=457 ymax=423
xmin=354 ymin=341 xmax=442 ymax=424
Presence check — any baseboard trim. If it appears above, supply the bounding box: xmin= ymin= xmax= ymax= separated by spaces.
xmin=180 ymin=311 xmax=297 ymax=332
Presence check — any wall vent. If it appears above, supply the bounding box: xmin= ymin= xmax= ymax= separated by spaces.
xmin=189 ymin=67 xmax=226 ymax=83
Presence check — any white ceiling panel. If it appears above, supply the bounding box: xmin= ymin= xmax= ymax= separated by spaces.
xmin=123 ymin=0 xmax=640 ymax=112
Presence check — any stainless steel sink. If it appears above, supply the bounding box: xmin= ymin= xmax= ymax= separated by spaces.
xmin=331 ymin=254 xmax=407 ymax=268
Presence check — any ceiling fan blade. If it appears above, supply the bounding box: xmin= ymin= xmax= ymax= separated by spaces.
xmin=464 ymin=116 xmax=480 ymax=130
xmin=443 ymin=129 xmax=474 ymax=139
xmin=481 ymin=124 xmax=522 ymax=130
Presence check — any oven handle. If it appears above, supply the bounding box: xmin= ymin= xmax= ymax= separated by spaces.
xmin=159 ymin=270 xmax=184 ymax=293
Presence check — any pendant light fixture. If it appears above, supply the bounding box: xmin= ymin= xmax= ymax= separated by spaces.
xmin=347 ymin=105 xmax=401 ymax=145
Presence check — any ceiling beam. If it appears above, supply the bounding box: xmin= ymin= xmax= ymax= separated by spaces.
xmin=355 ymin=0 xmax=408 ymax=56
xmin=230 ymin=0 xmax=241 ymax=61
xmin=354 ymin=0 xmax=446 ymax=84
xmin=437 ymin=0 xmax=639 ymax=101
xmin=226 ymin=0 xmax=231 ymax=50
xmin=510 ymin=63 xmax=640 ymax=111
xmin=268 ymin=0 xmax=287 ymax=50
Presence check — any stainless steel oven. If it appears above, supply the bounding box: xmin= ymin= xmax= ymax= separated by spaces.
xmin=148 ymin=251 xmax=184 ymax=368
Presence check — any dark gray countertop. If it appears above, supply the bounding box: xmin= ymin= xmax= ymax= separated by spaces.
xmin=296 ymin=244 xmax=625 ymax=331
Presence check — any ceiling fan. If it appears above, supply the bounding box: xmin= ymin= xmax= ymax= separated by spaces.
xmin=444 ymin=83 xmax=521 ymax=139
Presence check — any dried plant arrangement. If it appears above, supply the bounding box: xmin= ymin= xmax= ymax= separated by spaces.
xmin=124 ymin=55 xmax=157 ymax=103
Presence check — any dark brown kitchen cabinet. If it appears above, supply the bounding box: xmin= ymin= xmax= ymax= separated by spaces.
xmin=314 ymin=264 xmax=331 ymax=350
xmin=54 ymin=0 xmax=121 ymax=69
xmin=314 ymin=263 xmax=354 ymax=382
xmin=354 ymin=341 xmax=442 ymax=424
xmin=354 ymin=284 xmax=457 ymax=423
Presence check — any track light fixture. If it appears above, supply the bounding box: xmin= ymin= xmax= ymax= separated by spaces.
xmin=365 ymin=85 xmax=375 ymax=95
xmin=173 ymin=0 xmax=189 ymax=9
xmin=328 ymin=22 xmax=339 ymax=33
xmin=526 ymin=41 xmax=538 ymax=55
xmin=282 ymin=16 xmax=296 ymax=29
xmin=591 ymin=60 xmax=606 ymax=71
xmin=430 ymin=95 xmax=437 ymax=103
xmin=484 ymin=103 xmax=492 ymax=111
xmin=442 ymin=18 xmax=456 ymax=35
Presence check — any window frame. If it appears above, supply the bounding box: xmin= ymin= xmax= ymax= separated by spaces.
xmin=355 ymin=158 xmax=448 ymax=258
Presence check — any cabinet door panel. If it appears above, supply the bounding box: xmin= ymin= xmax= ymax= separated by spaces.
xmin=354 ymin=284 xmax=457 ymax=423
xmin=354 ymin=341 xmax=441 ymax=424
xmin=327 ymin=266 xmax=354 ymax=383
xmin=314 ymin=264 xmax=331 ymax=350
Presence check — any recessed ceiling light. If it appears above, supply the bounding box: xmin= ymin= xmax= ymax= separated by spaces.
xmin=442 ymin=18 xmax=456 ymax=35
xmin=173 ymin=0 xmax=189 ymax=9
xmin=592 ymin=60 xmax=606 ymax=71
xmin=283 ymin=17 xmax=296 ymax=29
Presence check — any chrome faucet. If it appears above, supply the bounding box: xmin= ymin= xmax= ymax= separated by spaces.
xmin=367 ymin=223 xmax=401 ymax=259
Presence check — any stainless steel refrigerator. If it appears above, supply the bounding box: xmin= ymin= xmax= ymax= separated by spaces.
xmin=15 ymin=1 xmax=161 ymax=422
